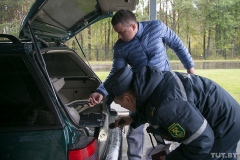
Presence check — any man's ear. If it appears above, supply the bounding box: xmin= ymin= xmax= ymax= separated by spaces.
xmin=123 ymin=95 xmax=132 ymax=103
xmin=131 ymin=23 xmax=137 ymax=31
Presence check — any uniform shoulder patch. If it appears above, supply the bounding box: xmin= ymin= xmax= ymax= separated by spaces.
xmin=168 ymin=123 xmax=185 ymax=138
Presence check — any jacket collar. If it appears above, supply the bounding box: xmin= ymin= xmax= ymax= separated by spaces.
xmin=133 ymin=66 xmax=164 ymax=113
xmin=135 ymin=22 xmax=143 ymax=39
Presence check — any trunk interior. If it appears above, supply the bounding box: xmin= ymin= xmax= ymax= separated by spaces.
xmin=55 ymin=77 xmax=105 ymax=128
xmin=40 ymin=48 xmax=112 ymax=151
xmin=40 ymin=48 xmax=112 ymax=158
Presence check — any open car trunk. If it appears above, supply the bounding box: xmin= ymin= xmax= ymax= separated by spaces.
xmin=40 ymin=48 xmax=105 ymax=124
xmin=37 ymin=47 xmax=118 ymax=159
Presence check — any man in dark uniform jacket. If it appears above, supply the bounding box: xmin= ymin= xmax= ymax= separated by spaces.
xmin=104 ymin=66 xmax=240 ymax=160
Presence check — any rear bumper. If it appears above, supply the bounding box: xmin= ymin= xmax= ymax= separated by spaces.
xmin=101 ymin=115 xmax=122 ymax=160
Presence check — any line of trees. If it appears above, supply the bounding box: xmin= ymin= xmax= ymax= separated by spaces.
xmin=0 ymin=0 xmax=34 ymax=37
xmin=1 ymin=0 xmax=240 ymax=60
xmin=71 ymin=0 xmax=240 ymax=60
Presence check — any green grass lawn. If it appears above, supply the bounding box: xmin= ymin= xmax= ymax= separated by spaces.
xmin=88 ymin=59 xmax=240 ymax=64
xmin=95 ymin=69 xmax=240 ymax=104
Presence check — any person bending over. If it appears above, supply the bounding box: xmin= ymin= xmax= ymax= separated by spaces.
xmin=104 ymin=66 xmax=240 ymax=160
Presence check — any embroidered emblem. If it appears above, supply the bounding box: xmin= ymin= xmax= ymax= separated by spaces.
xmin=150 ymin=107 xmax=155 ymax=116
xmin=168 ymin=123 xmax=185 ymax=138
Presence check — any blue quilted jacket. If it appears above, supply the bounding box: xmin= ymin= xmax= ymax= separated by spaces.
xmin=96 ymin=20 xmax=194 ymax=97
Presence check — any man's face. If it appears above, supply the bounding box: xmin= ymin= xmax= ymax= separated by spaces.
xmin=113 ymin=22 xmax=137 ymax=42
xmin=114 ymin=95 xmax=136 ymax=112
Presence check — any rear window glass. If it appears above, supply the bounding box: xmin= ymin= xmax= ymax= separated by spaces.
xmin=43 ymin=53 xmax=86 ymax=77
xmin=0 ymin=56 xmax=55 ymax=128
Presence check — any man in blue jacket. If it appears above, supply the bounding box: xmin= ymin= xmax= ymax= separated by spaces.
xmin=88 ymin=9 xmax=195 ymax=159
xmin=104 ymin=66 xmax=240 ymax=160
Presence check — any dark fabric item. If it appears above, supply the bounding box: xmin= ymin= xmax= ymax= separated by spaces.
xmin=204 ymin=118 xmax=240 ymax=160
xmin=204 ymin=144 xmax=238 ymax=160
xmin=129 ymin=66 xmax=240 ymax=160
xmin=103 ymin=66 xmax=133 ymax=105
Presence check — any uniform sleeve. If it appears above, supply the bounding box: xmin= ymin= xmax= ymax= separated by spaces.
xmin=129 ymin=111 xmax=147 ymax=129
xmin=156 ymin=100 xmax=214 ymax=160
xmin=160 ymin=21 xmax=194 ymax=69
xmin=95 ymin=49 xmax=127 ymax=97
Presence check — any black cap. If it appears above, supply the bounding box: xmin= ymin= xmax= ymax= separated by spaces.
xmin=104 ymin=66 xmax=133 ymax=105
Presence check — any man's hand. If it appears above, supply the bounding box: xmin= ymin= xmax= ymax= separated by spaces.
xmin=159 ymin=156 xmax=165 ymax=160
xmin=114 ymin=116 xmax=133 ymax=129
xmin=88 ymin=92 xmax=103 ymax=107
xmin=187 ymin=67 xmax=195 ymax=74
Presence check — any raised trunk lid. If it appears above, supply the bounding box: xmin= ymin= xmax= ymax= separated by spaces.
xmin=19 ymin=0 xmax=138 ymax=42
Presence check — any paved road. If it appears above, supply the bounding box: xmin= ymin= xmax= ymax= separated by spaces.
xmin=111 ymin=102 xmax=240 ymax=160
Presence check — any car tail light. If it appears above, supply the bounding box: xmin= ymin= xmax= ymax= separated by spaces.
xmin=68 ymin=138 xmax=98 ymax=160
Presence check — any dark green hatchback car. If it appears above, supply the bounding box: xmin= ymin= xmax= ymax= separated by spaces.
xmin=0 ymin=0 xmax=137 ymax=159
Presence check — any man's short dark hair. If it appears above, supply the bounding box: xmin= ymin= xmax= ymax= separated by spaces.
xmin=111 ymin=9 xmax=137 ymax=27
xmin=115 ymin=88 xmax=135 ymax=101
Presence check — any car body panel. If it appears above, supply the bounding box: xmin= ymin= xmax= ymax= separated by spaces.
xmin=0 ymin=0 xmax=138 ymax=158
xmin=0 ymin=38 xmax=122 ymax=159
xmin=0 ymin=129 xmax=67 ymax=160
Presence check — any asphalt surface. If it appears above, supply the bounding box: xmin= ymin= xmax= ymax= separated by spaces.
xmin=111 ymin=102 xmax=240 ymax=160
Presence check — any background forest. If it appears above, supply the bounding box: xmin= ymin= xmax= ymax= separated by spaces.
xmin=1 ymin=0 xmax=240 ymax=61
